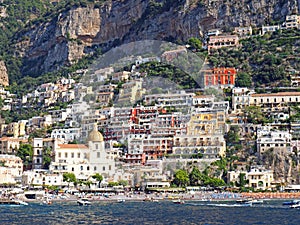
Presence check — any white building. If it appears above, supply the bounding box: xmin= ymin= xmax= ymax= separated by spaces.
xmin=261 ymin=25 xmax=280 ymax=35
xmin=50 ymin=124 xmax=116 ymax=181
xmin=51 ymin=128 xmax=81 ymax=143
xmin=22 ymin=169 xmax=63 ymax=187
xmin=256 ymin=126 xmax=291 ymax=155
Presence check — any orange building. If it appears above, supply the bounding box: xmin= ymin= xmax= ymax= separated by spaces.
xmin=204 ymin=67 xmax=237 ymax=87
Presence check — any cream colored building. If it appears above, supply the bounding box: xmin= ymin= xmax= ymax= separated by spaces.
xmin=117 ymin=79 xmax=145 ymax=106
xmin=234 ymin=26 xmax=252 ymax=37
xmin=0 ymin=154 xmax=23 ymax=184
xmin=0 ymin=137 xmax=27 ymax=154
xmin=284 ymin=15 xmax=300 ymax=29
xmin=227 ymin=166 xmax=274 ymax=190
xmin=247 ymin=166 xmax=274 ymax=190
xmin=208 ymin=35 xmax=239 ymax=52
xmin=173 ymin=134 xmax=226 ymax=158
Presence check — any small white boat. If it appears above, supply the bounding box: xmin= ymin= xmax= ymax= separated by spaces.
xmin=290 ymin=203 xmax=300 ymax=209
xmin=117 ymin=199 xmax=125 ymax=203
xmin=14 ymin=199 xmax=29 ymax=206
xmin=77 ymin=198 xmax=91 ymax=206
xmin=246 ymin=199 xmax=263 ymax=204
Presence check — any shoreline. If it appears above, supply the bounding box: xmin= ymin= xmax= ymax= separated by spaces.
xmin=20 ymin=191 xmax=300 ymax=204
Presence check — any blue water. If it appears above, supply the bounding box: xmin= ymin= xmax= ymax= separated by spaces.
xmin=0 ymin=200 xmax=299 ymax=225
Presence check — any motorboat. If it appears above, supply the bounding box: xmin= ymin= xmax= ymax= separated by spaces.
xmin=77 ymin=198 xmax=91 ymax=206
xmin=13 ymin=199 xmax=29 ymax=206
xmin=172 ymin=199 xmax=185 ymax=204
xmin=117 ymin=199 xmax=125 ymax=203
xmin=283 ymin=200 xmax=300 ymax=208
xmin=283 ymin=199 xmax=300 ymax=206
xmin=245 ymin=199 xmax=263 ymax=204
xmin=0 ymin=199 xmax=28 ymax=206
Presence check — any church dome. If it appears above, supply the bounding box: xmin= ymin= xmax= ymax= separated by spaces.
xmin=88 ymin=123 xmax=104 ymax=142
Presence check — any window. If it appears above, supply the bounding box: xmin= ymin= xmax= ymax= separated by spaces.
xmin=94 ymin=166 xmax=97 ymax=171
xmin=37 ymin=150 xmax=40 ymax=155
xmin=95 ymin=144 xmax=99 ymax=150
xmin=58 ymin=153 xmax=61 ymax=158
xmin=103 ymin=166 xmax=105 ymax=171
xmin=65 ymin=152 xmax=68 ymax=158
xmin=97 ymin=152 xmax=100 ymax=158
xmin=71 ymin=167 xmax=74 ymax=172
xmin=77 ymin=153 xmax=80 ymax=158
xmin=109 ymin=165 xmax=112 ymax=171
xmin=71 ymin=153 xmax=74 ymax=158
xmin=87 ymin=166 xmax=90 ymax=171
xmin=80 ymin=166 xmax=83 ymax=171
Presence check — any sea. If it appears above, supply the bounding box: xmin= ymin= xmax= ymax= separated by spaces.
xmin=0 ymin=200 xmax=300 ymax=225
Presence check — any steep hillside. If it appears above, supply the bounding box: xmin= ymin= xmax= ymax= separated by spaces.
xmin=0 ymin=0 xmax=299 ymax=83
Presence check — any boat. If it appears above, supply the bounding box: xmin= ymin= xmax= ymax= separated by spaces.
xmin=290 ymin=203 xmax=300 ymax=209
xmin=282 ymin=199 xmax=300 ymax=206
xmin=236 ymin=198 xmax=263 ymax=205
xmin=77 ymin=198 xmax=91 ymax=206
xmin=117 ymin=199 xmax=125 ymax=203
xmin=13 ymin=199 xmax=29 ymax=206
xmin=236 ymin=199 xmax=252 ymax=207
xmin=172 ymin=199 xmax=185 ymax=204
xmin=245 ymin=199 xmax=263 ymax=204
xmin=0 ymin=199 xmax=28 ymax=206
xmin=283 ymin=200 xmax=300 ymax=208
xmin=143 ymin=197 xmax=152 ymax=202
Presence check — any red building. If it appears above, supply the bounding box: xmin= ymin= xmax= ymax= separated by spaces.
xmin=203 ymin=68 xmax=237 ymax=87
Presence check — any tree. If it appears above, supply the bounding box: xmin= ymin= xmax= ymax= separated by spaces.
xmin=92 ymin=173 xmax=103 ymax=188
xmin=235 ymin=72 xmax=252 ymax=87
xmin=42 ymin=146 xmax=52 ymax=169
xmin=16 ymin=143 xmax=33 ymax=168
xmin=63 ymin=173 xmax=77 ymax=188
xmin=244 ymin=106 xmax=270 ymax=124
xmin=187 ymin=37 xmax=202 ymax=50
xmin=173 ymin=169 xmax=189 ymax=187
xmin=238 ymin=173 xmax=247 ymax=187
xmin=189 ymin=166 xmax=202 ymax=186
xmin=118 ymin=180 xmax=128 ymax=187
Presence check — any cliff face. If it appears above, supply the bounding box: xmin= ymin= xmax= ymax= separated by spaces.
xmin=14 ymin=0 xmax=299 ymax=76
xmin=0 ymin=60 xmax=9 ymax=87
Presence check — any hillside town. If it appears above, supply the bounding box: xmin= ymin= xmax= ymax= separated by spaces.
xmin=0 ymin=13 xmax=300 ymax=196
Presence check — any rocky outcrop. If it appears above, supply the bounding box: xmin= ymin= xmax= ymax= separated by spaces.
xmin=0 ymin=60 xmax=9 ymax=87
xmin=14 ymin=0 xmax=299 ymax=76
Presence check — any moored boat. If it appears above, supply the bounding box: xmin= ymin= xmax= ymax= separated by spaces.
xmin=0 ymin=199 xmax=28 ymax=206
xmin=173 ymin=199 xmax=184 ymax=204
xmin=77 ymin=198 xmax=91 ymax=206
xmin=283 ymin=199 xmax=300 ymax=206
xmin=246 ymin=199 xmax=263 ymax=204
